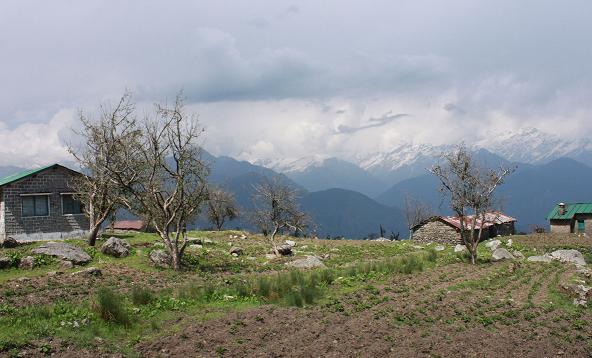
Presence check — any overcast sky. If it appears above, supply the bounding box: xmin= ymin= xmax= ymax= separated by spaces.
xmin=1 ymin=0 xmax=591 ymax=166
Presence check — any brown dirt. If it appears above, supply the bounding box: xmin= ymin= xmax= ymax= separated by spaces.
xmin=134 ymin=262 xmax=592 ymax=358
xmin=0 ymin=265 xmax=185 ymax=309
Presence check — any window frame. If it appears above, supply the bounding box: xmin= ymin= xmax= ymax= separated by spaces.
xmin=20 ymin=193 xmax=51 ymax=218
xmin=60 ymin=193 xmax=85 ymax=216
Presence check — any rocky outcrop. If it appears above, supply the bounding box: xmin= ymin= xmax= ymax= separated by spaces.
xmin=285 ymin=256 xmax=326 ymax=269
xmin=527 ymin=249 xmax=587 ymax=267
xmin=100 ymin=237 xmax=131 ymax=258
xmin=31 ymin=242 xmax=92 ymax=265
xmin=485 ymin=239 xmax=502 ymax=251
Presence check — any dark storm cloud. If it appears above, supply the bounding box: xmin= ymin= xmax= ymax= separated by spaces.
xmin=337 ymin=111 xmax=408 ymax=134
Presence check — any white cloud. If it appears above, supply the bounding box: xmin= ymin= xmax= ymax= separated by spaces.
xmin=0 ymin=110 xmax=74 ymax=167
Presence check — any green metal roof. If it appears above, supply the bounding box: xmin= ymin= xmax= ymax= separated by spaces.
xmin=547 ymin=203 xmax=592 ymax=220
xmin=0 ymin=164 xmax=60 ymax=187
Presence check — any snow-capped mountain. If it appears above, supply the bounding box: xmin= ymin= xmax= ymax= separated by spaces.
xmin=247 ymin=127 xmax=592 ymax=190
xmin=476 ymin=127 xmax=592 ymax=165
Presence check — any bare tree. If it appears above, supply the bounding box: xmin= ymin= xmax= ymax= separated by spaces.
xmin=68 ymin=92 xmax=139 ymax=246
xmin=429 ymin=145 xmax=514 ymax=264
xmin=251 ymin=178 xmax=309 ymax=256
xmin=106 ymin=93 xmax=209 ymax=270
xmin=206 ymin=186 xmax=239 ymax=231
xmin=404 ymin=194 xmax=434 ymax=239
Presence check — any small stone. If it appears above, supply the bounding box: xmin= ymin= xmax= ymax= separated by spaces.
xmin=239 ymin=235 xmax=247 ymax=240
xmin=276 ymin=244 xmax=293 ymax=256
xmin=18 ymin=256 xmax=35 ymax=270
xmin=512 ymin=251 xmax=525 ymax=260
xmin=265 ymin=254 xmax=276 ymax=260
xmin=506 ymin=239 xmax=513 ymax=247
xmin=454 ymin=244 xmax=466 ymax=253
xmin=285 ymin=240 xmax=296 ymax=247
xmin=72 ymin=267 xmax=102 ymax=276
xmin=59 ymin=260 xmax=74 ymax=270
xmin=230 ymin=247 xmax=243 ymax=256
xmin=485 ymin=239 xmax=502 ymax=251
xmin=434 ymin=245 xmax=445 ymax=252
xmin=527 ymin=255 xmax=553 ymax=263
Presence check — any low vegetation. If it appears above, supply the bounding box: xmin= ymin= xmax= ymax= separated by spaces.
xmin=0 ymin=232 xmax=591 ymax=357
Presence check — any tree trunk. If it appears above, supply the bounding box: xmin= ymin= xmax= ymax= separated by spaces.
xmin=87 ymin=224 xmax=101 ymax=246
xmin=171 ymin=249 xmax=182 ymax=271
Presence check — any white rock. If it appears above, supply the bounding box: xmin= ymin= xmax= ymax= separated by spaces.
xmin=454 ymin=244 xmax=467 ymax=253
xmin=549 ymin=250 xmax=587 ymax=267
xmin=285 ymin=240 xmax=296 ymax=247
xmin=285 ymin=256 xmax=326 ymax=269
xmin=492 ymin=248 xmax=515 ymax=261
xmin=485 ymin=240 xmax=501 ymax=251
xmin=434 ymin=245 xmax=445 ymax=252
xmin=506 ymin=239 xmax=513 ymax=247
xmin=527 ymin=255 xmax=553 ymax=263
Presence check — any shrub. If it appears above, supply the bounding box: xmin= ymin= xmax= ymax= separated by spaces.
xmin=93 ymin=287 xmax=132 ymax=326
xmin=131 ymin=286 xmax=154 ymax=306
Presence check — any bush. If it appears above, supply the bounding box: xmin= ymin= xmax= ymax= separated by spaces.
xmin=131 ymin=286 xmax=154 ymax=306
xmin=93 ymin=287 xmax=132 ymax=326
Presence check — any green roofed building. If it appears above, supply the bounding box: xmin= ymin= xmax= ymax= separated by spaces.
xmin=547 ymin=203 xmax=592 ymax=234
xmin=0 ymin=164 xmax=89 ymax=242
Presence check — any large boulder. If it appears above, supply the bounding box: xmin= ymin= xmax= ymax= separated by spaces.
xmin=31 ymin=242 xmax=91 ymax=265
xmin=285 ymin=256 xmax=326 ymax=269
xmin=19 ymin=256 xmax=35 ymax=270
xmin=492 ymin=248 xmax=515 ymax=262
xmin=149 ymin=249 xmax=172 ymax=268
xmin=549 ymin=250 xmax=587 ymax=267
xmin=0 ymin=257 xmax=11 ymax=269
xmin=100 ymin=237 xmax=131 ymax=258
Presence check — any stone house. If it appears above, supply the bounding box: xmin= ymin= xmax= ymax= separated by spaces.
xmin=0 ymin=164 xmax=89 ymax=242
xmin=412 ymin=212 xmax=516 ymax=244
xmin=548 ymin=203 xmax=592 ymax=234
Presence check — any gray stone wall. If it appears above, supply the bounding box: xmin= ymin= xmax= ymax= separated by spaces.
xmin=550 ymin=220 xmax=572 ymax=234
xmin=0 ymin=166 xmax=89 ymax=241
xmin=412 ymin=220 xmax=461 ymax=245
xmin=0 ymin=189 xmax=4 ymax=238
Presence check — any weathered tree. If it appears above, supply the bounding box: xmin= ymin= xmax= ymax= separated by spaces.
xmin=206 ymin=186 xmax=239 ymax=231
xmin=404 ymin=194 xmax=434 ymax=240
xmin=68 ymin=92 xmax=139 ymax=246
xmin=429 ymin=145 xmax=514 ymax=264
xmin=107 ymin=94 xmax=209 ymax=270
xmin=251 ymin=178 xmax=309 ymax=256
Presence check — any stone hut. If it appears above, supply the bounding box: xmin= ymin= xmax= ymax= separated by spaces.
xmin=412 ymin=212 xmax=516 ymax=244
xmin=0 ymin=164 xmax=89 ymax=242
xmin=548 ymin=203 xmax=592 ymax=234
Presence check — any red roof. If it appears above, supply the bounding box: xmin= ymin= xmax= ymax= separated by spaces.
xmin=441 ymin=211 xmax=516 ymax=230
xmin=112 ymin=220 xmax=145 ymax=231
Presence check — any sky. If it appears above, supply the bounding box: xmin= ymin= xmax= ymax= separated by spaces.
xmin=1 ymin=0 xmax=592 ymax=166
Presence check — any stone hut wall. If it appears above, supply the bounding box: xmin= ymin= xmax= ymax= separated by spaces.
xmin=1 ymin=166 xmax=89 ymax=241
xmin=550 ymin=219 xmax=572 ymax=234
xmin=412 ymin=220 xmax=461 ymax=245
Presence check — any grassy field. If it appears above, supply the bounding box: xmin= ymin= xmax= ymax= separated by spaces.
xmin=0 ymin=232 xmax=591 ymax=357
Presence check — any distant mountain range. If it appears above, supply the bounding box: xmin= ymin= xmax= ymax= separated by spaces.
xmin=2 ymin=127 xmax=590 ymax=238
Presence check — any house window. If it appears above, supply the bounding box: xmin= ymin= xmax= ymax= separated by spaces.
xmin=22 ymin=195 xmax=49 ymax=217
xmin=62 ymin=194 xmax=83 ymax=215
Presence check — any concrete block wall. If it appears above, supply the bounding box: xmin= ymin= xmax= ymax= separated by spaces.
xmin=1 ymin=166 xmax=89 ymax=241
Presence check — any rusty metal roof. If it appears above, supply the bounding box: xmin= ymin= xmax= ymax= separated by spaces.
xmin=547 ymin=203 xmax=592 ymax=220
xmin=412 ymin=212 xmax=516 ymax=231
